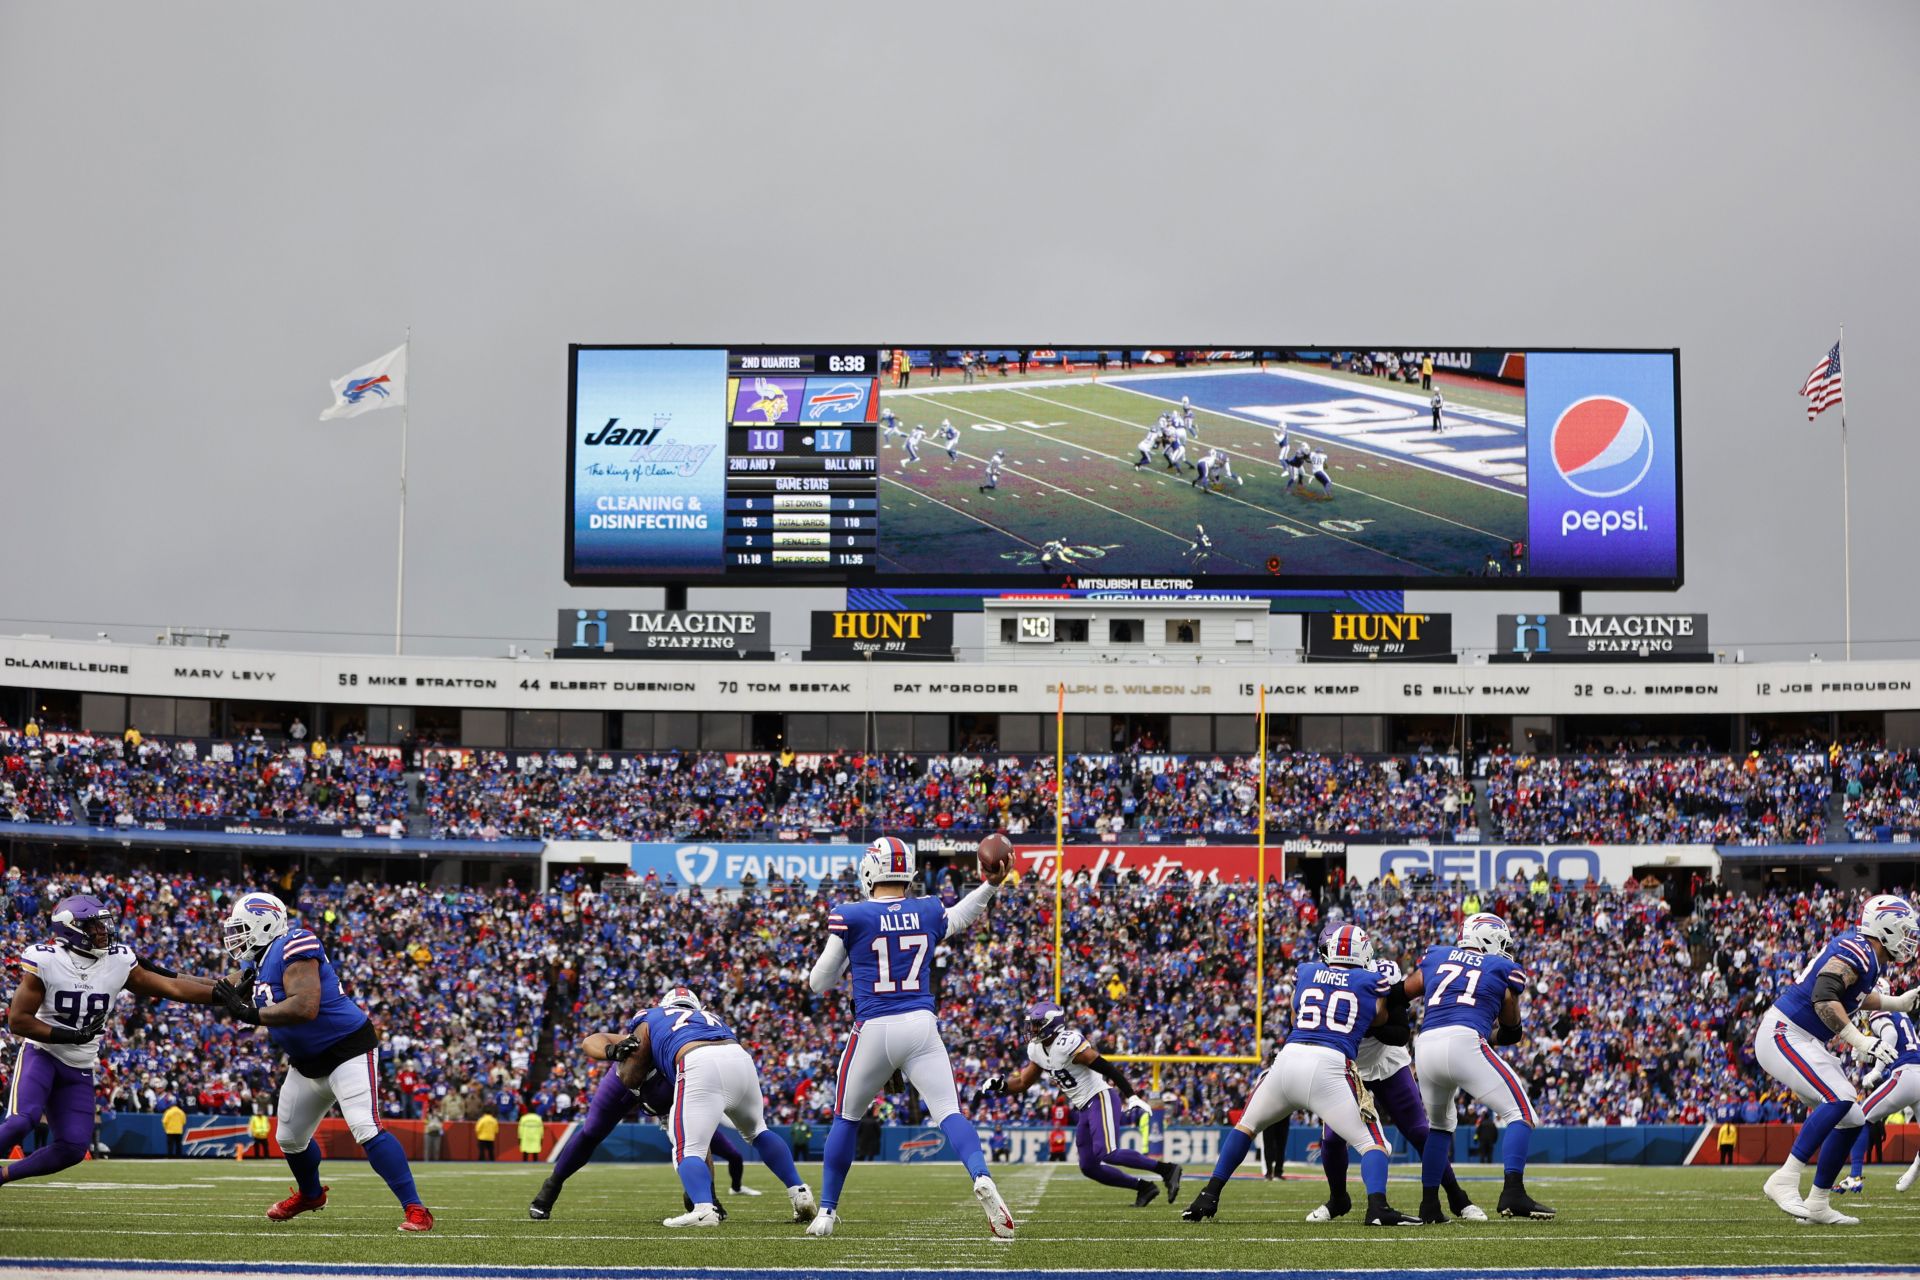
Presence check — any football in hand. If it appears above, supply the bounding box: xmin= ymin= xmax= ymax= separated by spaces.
xmin=977 ymin=832 xmax=1014 ymax=881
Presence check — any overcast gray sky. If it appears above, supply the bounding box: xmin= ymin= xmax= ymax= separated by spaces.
xmin=2 ymin=1 xmax=1914 ymax=661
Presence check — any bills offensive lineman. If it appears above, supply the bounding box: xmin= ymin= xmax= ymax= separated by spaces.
xmin=1840 ymin=978 xmax=1920 ymax=1193
xmin=1183 ymin=924 xmax=1420 ymax=1226
xmin=1755 ymin=896 xmax=1919 ymax=1224
xmin=1192 ymin=449 xmax=1238 ymax=492
xmin=1307 ymin=953 xmax=1484 ymax=1224
xmin=939 ymin=418 xmax=961 ymax=461
xmin=0 ymin=895 xmax=221 ymax=1188
xmin=596 ymin=988 xmax=813 ymax=1228
xmin=981 ymin=1001 xmax=1183 ymax=1207
xmin=805 ymin=836 xmax=1014 ymax=1239
xmin=1393 ymin=912 xmax=1554 ymax=1219
xmin=211 ymin=891 xmax=434 ymax=1231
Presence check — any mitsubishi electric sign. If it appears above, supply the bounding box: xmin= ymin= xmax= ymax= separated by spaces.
xmin=1493 ymin=613 xmax=1709 ymax=663
xmin=556 ymin=609 xmax=772 ymax=659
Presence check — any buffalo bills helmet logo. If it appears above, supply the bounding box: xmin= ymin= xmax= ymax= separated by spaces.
xmin=342 ymin=374 xmax=392 ymax=405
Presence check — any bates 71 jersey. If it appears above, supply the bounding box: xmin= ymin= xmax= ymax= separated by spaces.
xmin=15 ymin=943 xmax=136 ymax=1070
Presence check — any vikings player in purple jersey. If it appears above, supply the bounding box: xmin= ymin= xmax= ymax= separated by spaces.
xmin=1 ymin=895 xmax=221 ymax=1189
xmin=1308 ymin=953 xmax=1484 ymax=1225
xmin=529 ymin=1008 xmax=790 ymax=1222
xmin=1755 ymin=895 xmax=1920 ymax=1224
xmin=981 ymin=1001 xmax=1183 ymax=1207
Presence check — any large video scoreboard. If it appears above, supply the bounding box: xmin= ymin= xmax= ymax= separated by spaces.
xmin=566 ymin=345 xmax=1682 ymax=591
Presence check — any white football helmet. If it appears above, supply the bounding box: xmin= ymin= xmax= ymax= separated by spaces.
xmin=860 ymin=836 xmax=916 ymax=897
xmin=1863 ymin=893 xmax=1913 ymax=923
xmin=1320 ymin=923 xmax=1374 ymax=968
xmin=1860 ymin=899 xmax=1919 ymax=963
xmin=222 ymin=891 xmax=290 ymax=964
xmin=659 ymin=986 xmax=702 ymax=1012
xmin=1372 ymin=956 xmax=1404 ymax=985
xmin=1458 ymin=912 xmax=1515 ymax=958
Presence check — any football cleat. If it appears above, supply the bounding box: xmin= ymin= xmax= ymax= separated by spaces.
xmin=1132 ymin=1183 xmax=1160 ymax=1209
xmin=1366 ymin=1204 xmax=1424 ymax=1227
xmin=804 ymin=1207 xmax=838 ymax=1237
xmin=1162 ymin=1164 xmax=1183 ymax=1205
xmin=730 ymin=1184 xmax=764 ymax=1197
xmin=664 ymin=1204 xmax=722 ymax=1228
xmin=1181 ymin=1187 xmax=1219 ymax=1222
xmin=528 ymin=1176 xmax=559 ymax=1220
xmin=1835 ymin=1175 xmax=1864 ymax=1196
xmin=1799 ymin=1191 xmax=1859 ymax=1226
xmin=1419 ymin=1203 xmax=1451 ymax=1225
xmin=973 ymin=1174 xmax=1017 ymax=1239
xmin=1497 ymin=1186 xmax=1557 ymax=1220
xmin=266 ymin=1185 xmax=328 ymax=1221
xmin=788 ymin=1184 xmax=818 ymax=1223
xmin=399 ymin=1203 xmax=434 ymax=1233
xmin=1763 ymin=1166 xmax=1811 ymax=1220
xmin=1455 ymin=1203 xmax=1489 ymax=1222
xmin=1305 ymin=1194 xmax=1351 ymax=1222
xmin=1898 ymin=1159 xmax=1920 ymax=1193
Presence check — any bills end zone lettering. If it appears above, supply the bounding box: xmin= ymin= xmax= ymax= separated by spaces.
xmin=1526 ymin=352 xmax=1679 ymax=581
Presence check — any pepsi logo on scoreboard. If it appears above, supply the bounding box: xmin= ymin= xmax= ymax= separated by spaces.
xmin=1526 ymin=352 xmax=1679 ymax=582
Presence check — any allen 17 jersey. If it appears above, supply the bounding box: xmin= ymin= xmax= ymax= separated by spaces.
xmin=1288 ymin=960 xmax=1388 ymax=1059
xmin=14 ymin=943 xmax=136 ymax=1070
xmin=1416 ymin=944 xmax=1528 ymax=1039
xmin=828 ymin=896 xmax=947 ymax=1021
xmin=1773 ymin=930 xmax=1883 ymax=1041
xmin=254 ymin=928 xmax=371 ymax=1058
xmin=1027 ymin=1027 xmax=1106 ymax=1108
xmin=634 ymin=1005 xmax=735 ymax=1082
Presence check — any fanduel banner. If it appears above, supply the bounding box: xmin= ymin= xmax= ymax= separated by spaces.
xmin=1346 ymin=844 xmax=1719 ymax=889
xmin=1494 ymin=613 xmax=1709 ymax=662
xmin=804 ymin=610 xmax=954 ymax=661
xmin=556 ymin=609 xmax=773 ymax=659
xmin=1305 ymin=612 xmax=1453 ymax=663
xmin=621 ymin=841 xmax=865 ymax=888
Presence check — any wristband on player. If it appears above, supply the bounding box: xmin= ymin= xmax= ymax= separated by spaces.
xmin=43 ymin=1024 xmax=94 ymax=1045
xmin=1836 ymin=1021 xmax=1876 ymax=1053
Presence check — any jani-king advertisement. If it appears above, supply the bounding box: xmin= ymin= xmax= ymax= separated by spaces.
xmin=1524 ymin=352 xmax=1680 ymax=582
xmin=571 ymin=348 xmax=728 ymax=575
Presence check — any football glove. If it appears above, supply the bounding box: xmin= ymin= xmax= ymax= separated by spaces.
xmin=1121 ymin=1094 xmax=1150 ymax=1120
xmin=980 ymin=1074 xmax=1007 ymax=1095
xmin=211 ymin=978 xmax=261 ymax=1025
xmin=1870 ymin=1036 xmax=1900 ymax=1069
xmin=605 ymin=1035 xmax=643 ymax=1064
xmin=44 ymin=1010 xmax=110 ymax=1044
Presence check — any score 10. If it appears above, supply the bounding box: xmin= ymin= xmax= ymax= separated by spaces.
xmin=745 ymin=428 xmax=853 ymax=453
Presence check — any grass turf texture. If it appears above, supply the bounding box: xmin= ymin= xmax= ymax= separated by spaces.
xmin=874 ymin=376 xmax=1525 ymax=580
xmin=3 ymin=1160 xmax=1917 ymax=1272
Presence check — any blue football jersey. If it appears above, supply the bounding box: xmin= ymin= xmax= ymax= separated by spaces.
xmin=828 ymin=896 xmax=948 ymax=1021
xmin=254 ymin=928 xmax=370 ymax=1058
xmin=1416 ymin=943 xmax=1528 ymax=1039
xmin=1773 ymin=930 xmax=1883 ymax=1041
xmin=1869 ymin=1009 xmax=1920 ymax=1070
xmin=637 ymin=1004 xmax=735 ymax=1081
xmin=1288 ymin=960 xmax=1387 ymax=1058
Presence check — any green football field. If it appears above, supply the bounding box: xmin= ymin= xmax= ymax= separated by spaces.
xmin=4 ymin=1158 xmax=1918 ymax=1274
xmin=874 ymin=375 xmax=1528 ymax=581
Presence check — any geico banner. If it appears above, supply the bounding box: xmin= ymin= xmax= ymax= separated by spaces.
xmin=1346 ymin=844 xmax=1720 ymax=889
xmin=620 ymin=841 xmax=865 ymax=888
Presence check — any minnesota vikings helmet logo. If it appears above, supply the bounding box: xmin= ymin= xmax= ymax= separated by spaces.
xmin=749 ymin=377 xmax=789 ymax=425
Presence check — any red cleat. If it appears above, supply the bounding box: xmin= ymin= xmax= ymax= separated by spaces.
xmin=399 ymin=1203 xmax=435 ymax=1233
xmin=266 ymin=1185 xmax=328 ymax=1221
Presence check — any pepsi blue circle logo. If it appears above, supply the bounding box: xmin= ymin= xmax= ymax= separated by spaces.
xmin=1551 ymin=396 xmax=1654 ymax=498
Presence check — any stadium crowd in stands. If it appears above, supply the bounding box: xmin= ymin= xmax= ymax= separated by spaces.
xmin=2 ymin=856 xmax=1910 ymax=1137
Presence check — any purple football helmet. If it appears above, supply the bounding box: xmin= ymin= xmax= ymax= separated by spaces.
xmin=1027 ymin=1000 xmax=1068 ymax=1046
xmin=52 ymin=894 xmax=114 ymax=957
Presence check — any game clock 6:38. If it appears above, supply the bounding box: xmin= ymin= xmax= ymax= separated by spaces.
xmin=827 ymin=354 xmax=866 ymax=373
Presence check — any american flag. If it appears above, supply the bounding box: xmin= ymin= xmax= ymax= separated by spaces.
xmin=1799 ymin=340 xmax=1844 ymax=421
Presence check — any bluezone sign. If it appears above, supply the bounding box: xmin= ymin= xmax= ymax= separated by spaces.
xmin=628 ymin=842 xmax=864 ymax=888
xmin=1347 ymin=844 xmax=1718 ymax=889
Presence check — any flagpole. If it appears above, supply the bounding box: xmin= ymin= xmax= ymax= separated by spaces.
xmin=394 ymin=327 xmax=410 ymax=656
xmin=1840 ymin=324 xmax=1851 ymax=662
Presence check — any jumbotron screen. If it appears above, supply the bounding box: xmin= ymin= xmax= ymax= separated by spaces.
xmin=565 ymin=347 xmax=1681 ymax=590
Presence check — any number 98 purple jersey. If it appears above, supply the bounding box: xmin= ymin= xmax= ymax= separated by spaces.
xmin=828 ymin=896 xmax=948 ymax=1021
xmin=1288 ymin=960 xmax=1388 ymax=1058
xmin=1417 ymin=943 xmax=1529 ymax=1039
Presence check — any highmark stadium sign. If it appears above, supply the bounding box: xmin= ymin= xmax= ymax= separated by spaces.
xmin=1494 ymin=613 xmax=1710 ymax=662
xmin=555 ymin=609 xmax=773 ymax=659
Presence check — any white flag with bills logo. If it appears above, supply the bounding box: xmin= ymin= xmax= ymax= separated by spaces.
xmin=319 ymin=344 xmax=408 ymax=421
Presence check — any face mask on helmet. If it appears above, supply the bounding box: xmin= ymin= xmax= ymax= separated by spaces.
xmin=52 ymin=896 xmax=114 ymax=957
xmin=1027 ymin=1001 xmax=1067 ymax=1045
xmin=223 ymin=892 xmax=290 ymax=964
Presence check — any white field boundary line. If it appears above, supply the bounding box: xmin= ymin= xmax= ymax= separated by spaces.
xmin=898 ymin=392 xmax=1432 ymax=575
xmin=1099 ymin=379 xmax=1528 ymax=501
xmin=1011 ymin=388 xmax=1516 ymax=547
